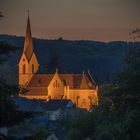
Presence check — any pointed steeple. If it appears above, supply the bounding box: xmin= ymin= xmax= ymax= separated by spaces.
xmin=23 ymin=11 xmax=33 ymax=61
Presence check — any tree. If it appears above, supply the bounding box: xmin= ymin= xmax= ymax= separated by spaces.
xmin=47 ymin=53 xmax=64 ymax=73
xmin=0 ymin=41 xmax=20 ymax=127
xmin=0 ymin=11 xmax=4 ymax=19
xmin=102 ymin=47 xmax=140 ymax=140
xmin=106 ymin=47 xmax=140 ymax=109
xmin=0 ymin=41 xmax=18 ymax=63
xmin=0 ymin=43 xmax=32 ymax=127
xmin=64 ymin=47 xmax=140 ymax=140
xmin=57 ymin=37 xmax=64 ymax=41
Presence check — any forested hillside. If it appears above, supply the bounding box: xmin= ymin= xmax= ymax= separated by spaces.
xmin=0 ymin=34 xmax=139 ymax=84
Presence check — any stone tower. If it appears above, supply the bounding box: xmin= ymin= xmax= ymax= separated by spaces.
xmin=18 ymin=14 xmax=39 ymax=86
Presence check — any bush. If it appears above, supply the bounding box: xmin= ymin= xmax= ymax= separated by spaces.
xmin=67 ymin=129 xmax=81 ymax=140
xmin=96 ymin=131 xmax=114 ymax=140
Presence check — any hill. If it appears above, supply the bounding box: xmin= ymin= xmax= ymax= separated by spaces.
xmin=0 ymin=34 xmax=138 ymax=84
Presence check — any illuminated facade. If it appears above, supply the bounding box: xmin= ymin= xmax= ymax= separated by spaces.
xmin=19 ymin=15 xmax=98 ymax=110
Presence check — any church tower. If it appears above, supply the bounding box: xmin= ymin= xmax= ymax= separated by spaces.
xmin=18 ymin=13 xmax=39 ymax=86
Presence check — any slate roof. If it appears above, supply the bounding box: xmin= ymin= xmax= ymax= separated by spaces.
xmin=14 ymin=97 xmax=75 ymax=112
xmin=28 ymin=74 xmax=54 ymax=87
xmin=25 ymin=87 xmax=48 ymax=96
xmin=42 ymin=99 xmax=74 ymax=111
xmin=28 ymin=73 xmax=96 ymax=89
xmin=13 ymin=97 xmax=44 ymax=112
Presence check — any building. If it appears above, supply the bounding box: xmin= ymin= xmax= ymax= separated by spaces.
xmin=19 ymin=15 xmax=98 ymax=110
xmin=44 ymin=99 xmax=75 ymax=120
xmin=13 ymin=97 xmax=45 ymax=113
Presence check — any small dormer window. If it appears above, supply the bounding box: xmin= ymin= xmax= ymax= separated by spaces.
xmin=23 ymin=58 xmax=25 ymax=62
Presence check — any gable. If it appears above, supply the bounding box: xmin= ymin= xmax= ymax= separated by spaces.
xmin=59 ymin=74 xmax=96 ymax=89
xmin=48 ymin=72 xmax=64 ymax=88
xmin=19 ymin=53 xmax=29 ymax=65
xmin=66 ymin=101 xmax=74 ymax=108
xmin=29 ymin=52 xmax=39 ymax=65
xmin=80 ymin=75 xmax=90 ymax=89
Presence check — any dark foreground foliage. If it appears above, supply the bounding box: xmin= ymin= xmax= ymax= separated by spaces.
xmin=0 ymin=41 xmax=33 ymax=127
xmin=62 ymin=47 xmax=140 ymax=140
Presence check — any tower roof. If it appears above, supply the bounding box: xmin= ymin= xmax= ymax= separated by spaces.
xmin=23 ymin=14 xmax=33 ymax=61
xmin=80 ymin=72 xmax=89 ymax=89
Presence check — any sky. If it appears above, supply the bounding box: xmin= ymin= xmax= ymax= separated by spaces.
xmin=0 ymin=0 xmax=140 ymax=41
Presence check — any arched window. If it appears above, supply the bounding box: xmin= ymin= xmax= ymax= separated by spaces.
xmin=88 ymin=96 xmax=92 ymax=106
xmin=56 ymin=80 xmax=57 ymax=87
xmin=32 ymin=64 xmax=34 ymax=73
xmin=53 ymin=80 xmax=59 ymax=87
xmin=76 ymin=96 xmax=80 ymax=107
xmin=23 ymin=64 xmax=26 ymax=74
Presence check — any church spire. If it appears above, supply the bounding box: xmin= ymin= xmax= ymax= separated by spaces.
xmin=23 ymin=10 xmax=33 ymax=61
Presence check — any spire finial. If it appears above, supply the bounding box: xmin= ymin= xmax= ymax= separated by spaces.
xmin=56 ymin=68 xmax=58 ymax=73
xmin=27 ymin=9 xmax=30 ymax=17
xmin=82 ymin=70 xmax=85 ymax=76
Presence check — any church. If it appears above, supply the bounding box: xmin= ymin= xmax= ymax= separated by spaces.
xmin=18 ymin=15 xmax=98 ymax=110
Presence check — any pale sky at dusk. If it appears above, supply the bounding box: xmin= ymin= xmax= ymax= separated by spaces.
xmin=0 ymin=0 xmax=140 ymax=41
